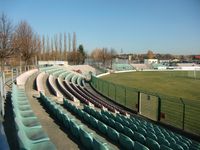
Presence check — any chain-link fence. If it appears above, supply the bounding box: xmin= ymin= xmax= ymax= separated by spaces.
xmin=90 ymin=75 xmax=200 ymax=136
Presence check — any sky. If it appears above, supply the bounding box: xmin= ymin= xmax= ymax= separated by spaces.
xmin=1 ymin=0 xmax=200 ymax=54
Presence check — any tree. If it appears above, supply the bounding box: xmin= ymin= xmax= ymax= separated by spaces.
xmin=59 ymin=32 xmax=62 ymax=60
xmin=15 ymin=21 xmax=40 ymax=70
xmin=42 ymin=35 xmax=45 ymax=60
xmin=147 ymin=50 xmax=154 ymax=59
xmin=64 ymin=32 xmax=67 ymax=61
xmin=77 ymin=44 xmax=85 ymax=64
xmin=68 ymin=32 xmax=71 ymax=52
xmin=0 ymin=13 xmax=18 ymax=71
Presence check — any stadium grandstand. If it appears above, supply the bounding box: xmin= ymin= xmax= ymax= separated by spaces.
xmin=112 ymin=64 xmax=135 ymax=71
xmin=0 ymin=64 xmax=200 ymax=150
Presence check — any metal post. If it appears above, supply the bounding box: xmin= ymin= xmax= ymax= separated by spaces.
xmin=180 ymin=98 xmax=185 ymax=130
xmin=125 ymin=87 xmax=126 ymax=106
xmin=11 ymin=68 xmax=13 ymax=83
xmin=157 ymin=97 xmax=161 ymax=121
xmin=114 ymin=84 xmax=116 ymax=102
xmin=138 ymin=91 xmax=140 ymax=113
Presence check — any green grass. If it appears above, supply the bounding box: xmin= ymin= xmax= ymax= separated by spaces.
xmin=92 ymin=71 xmax=200 ymax=135
xmin=101 ymin=71 xmax=200 ymax=100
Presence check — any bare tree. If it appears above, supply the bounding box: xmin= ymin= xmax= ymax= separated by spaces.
xmin=72 ymin=32 xmax=76 ymax=52
xmin=54 ymin=34 xmax=58 ymax=60
xmin=72 ymin=32 xmax=77 ymax=64
xmin=15 ymin=21 xmax=40 ymax=70
xmin=64 ymin=32 xmax=67 ymax=61
xmin=51 ymin=37 xmax=54 ymax=60
xmin=42 ymin=35 xmax=45 ymax=60
xmin=59 ymin=32 xmax=62 ymax=60
xmin=68 ymin=32 xmax=71 ymax=52
xmin=0 ymin=13 xmax=17 ymax=71
xmin=46 ymin=35 xmax=50 ymax=60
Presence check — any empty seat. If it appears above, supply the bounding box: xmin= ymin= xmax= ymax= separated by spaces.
xmin=92 ymin=137 xmax=109 ymax=150
xmin=158 ymin=137 xmax=170 ymax=147
xmin=119 ymin=133 xmax=134 ymax=150
xmin=146 ymin=137 xmax=160 ymax=150
xmin=115 ymin=122 xmax=124 ymax=133
xmin=107 ymin=126 xmax=119 ymax=143
xmin=160 ymin=144 xmax=173 ymax=150
xmin=79 ymin=128 xmax=93 ymax=149
xmin=133 ymin=132 xmax=146 ymax=144
xmin=134 ymin=141 xmax=149 ymax=150
xmin=98 ymin=121 xmax=107 ymax=135
xmin=170 ymin=143 xmax=184 ymax=150
xmin=89 ymin=116 xmax=98 ymax=128
xmin=123 ymin=126 xmax=134 ymax=139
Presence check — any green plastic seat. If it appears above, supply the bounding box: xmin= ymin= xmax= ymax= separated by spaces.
xmin=83 ymin=113 xmax=90 ymax=123
xmin=176 ymin=141 xmax=189 ymax=150
xmin=147 ymin=131 xmax=157 ymax=141
xmin=102 ymin=115 xmax=109 ymax=124
xmin=92 ymin=137 xmax=109 ymax=150
xmin=130 ymin=123 xmax=138 ymax=131
xmin=134 ymin=141 xmax=149 ymax=150
xmin=108 ymin=118 xmax=115 ymax=128
xmin=158 ymin=137 xmax=170 ymax=147
xmin=123 ymin=126 xmax=134 ymax=139
xmin=77 ymin=109 xmax=84 ymax=118
xmin=133 ymin=132 xmax=146 ymax=144
xmin=98 ymin=121 xmax=108 ymax=135
xmin=170 ymin=143 xmax=184 ymax=150
xmin=138 ymin=127 xmax=147 ymax=136
xmin=119 ymin=133 xmax=135 ymax=150
xmin=115 ymin=122 xmax=124 ymax=133
xmin=160 ymin=144 xmax=173 ymax=150
xmin=62 ymin=113 xmax=70 ymax=129
xmin=89 ymin=116 xmax=98 ymax=128
xmin=146 ymin=137 xmax=160 ymax=150
xmin=79 ymin=128 xmax=93 ymax=149
xmin=18 ymin=117 xmax=41 ymax=129
xmin=17 ymin=105 xmax=32 ymax=111
xmin=107 ymin=126 xmax=119 ymax=143
xmin=69 ymin=120 xmax=80 ymax=139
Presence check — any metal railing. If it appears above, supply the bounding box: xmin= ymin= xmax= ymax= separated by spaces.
xmin=90 ymin=75 xmax=200 ymax=136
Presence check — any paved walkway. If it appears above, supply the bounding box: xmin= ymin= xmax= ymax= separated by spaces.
xmin=25 ymin=73 xmax=84 ymax=150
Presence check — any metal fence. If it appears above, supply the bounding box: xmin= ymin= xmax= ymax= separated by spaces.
xmin=90 ymin=75 xmax=200 ymax=136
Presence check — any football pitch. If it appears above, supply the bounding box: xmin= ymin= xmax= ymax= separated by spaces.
xmin=101 ymin=71 xmax=200 ymax=101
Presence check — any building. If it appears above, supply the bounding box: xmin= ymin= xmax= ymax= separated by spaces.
xmin=144 ymin=59 xmax=158 ymax=64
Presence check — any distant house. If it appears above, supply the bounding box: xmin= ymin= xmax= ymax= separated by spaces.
xmin=144 ymin=59 xmax=158 ymax=64
xmin=152 ymin=63 xmax=167 ymax=70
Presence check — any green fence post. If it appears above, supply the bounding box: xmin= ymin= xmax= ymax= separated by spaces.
xmin=180 ymin=98 xmax=185 ymax=130
xmin=108 ymin=82 xmax=110 ymax=97
xmin=157 ymin=97 xmax=161 ymax=121
xmin=137 ymin=91 xmax=140 ymax=113
xmin=125 ymin=87 xmax=127 ymax=106
xmin=115 ymin=84 xmax=117 ymax=102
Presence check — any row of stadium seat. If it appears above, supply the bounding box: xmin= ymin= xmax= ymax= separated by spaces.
xmin=66 ymin=73 xmax=128 ymax=115
xmin=38 ymin=66 xmax=200 ymax=150
xmin=63 ymin=98 xmax=150 ymax=150
xmin=40 ymin=93 xmax=116 ymax=150
xmin=112 ymin=64 xmax=134 ymax=71
xmin=11 ymin=84 xmax=56 ymax=150
xmin=84 ymin=105 xmax=200 ymax=150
